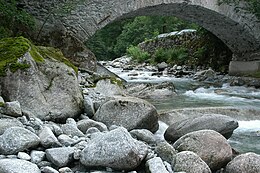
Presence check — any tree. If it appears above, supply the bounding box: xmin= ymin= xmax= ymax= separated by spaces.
xmin=0 ymin=0 xmax=35 ymax=39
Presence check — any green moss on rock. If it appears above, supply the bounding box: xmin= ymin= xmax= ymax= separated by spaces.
xmin=0 ymin=36 xmax=78 ymax=76
xmin=0 ymin=36 xmax=31 ymax=76
xmin=37 ymin=46 xmax=78 ymax=74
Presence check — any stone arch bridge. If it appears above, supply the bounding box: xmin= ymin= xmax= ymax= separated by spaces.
xmin=23 ymin=0 xmax=260 ymax=75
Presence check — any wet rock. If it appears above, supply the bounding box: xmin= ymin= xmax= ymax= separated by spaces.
xmin=46 ymin=147 xmax=76 ymax=168
xmin=0 ymin=159 xmax=40 ymax=173
xmin=2 ymin=101 xmax=22 ymax=117
xmin=146 ymin=157 xmax=169 ymax=173
xmin=93 ymin=96 xmax=159 ymax=132
xmin=172 ymin=151 xmax=211 ymax=173
xmin=173 ymin=130 xmax=232 ymax=171
xmin=61 ymin=118 xmax=85 ymax=137
xmin=0 ymin=118 xmax=24 ymax=135
xmin=39 ymin=126 xmax=61 ymax=148
xmin=0 ymin=127 xmax=40 ymax=154
xmin=157 ymin=62 xmax=168 ymax=71
xmin=164 ymin=114 xmax=238 ymax=142
xmin=194 ymin=68 xmax=215 ymax=81
xmin=77 ymin=118 xmax=108 ymax=133
xmin=31 ymin=150 xmax=46 ymax=164
xmin=80 ymin=127 xmax=148 ymax=170
xmin=155 ymin=141 xmax=177 ymax=163
xmin=225 ymin=152 xmax=260 ymax=173
xmin=18 ymin=151 xmax=31 ymax=160
xmin=130 ymin=129 xmax=156 ymax=145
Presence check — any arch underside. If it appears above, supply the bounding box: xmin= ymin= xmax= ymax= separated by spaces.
xmin=110 ymin=3 xmax=260 ymax=56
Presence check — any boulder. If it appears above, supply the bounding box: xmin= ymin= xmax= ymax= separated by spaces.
xmin=155 ymin=141 xmax=177 ymax=163
xmin=61 ymin=118 xmax=85 ymax=137
xmin=3 ymin=101 xmax=22 ymax=117
xmin=194 ymin=68 xmax=215 ymax=81
xmin=46 ymin=147 xmax=76 ymax=168
xmin=164 ymin=114 xmax=238 ymax=142
xmin=94 ymin=78 xmax=125 ymax=96
xmin=127 ymin=82 xmax=176 ymax=99
xmin=225 ymin=152 xmax=260 ymax=173
xmin=30 ymin=150 xmax=46 ymax=164
xmin=146 ymin=157 xmax=169 ymax=173
xmin=173 ymin=130 xmax=232 ymax=171
xmin=93 ymin=96 xmax=159 ymax=132
xmin=0 ymin=159 xmax=41 ymax=173
xmin=172 ymin=151 xmax=211 ymax=173
xmin=0 ymin=118 xmax=23 ymax=135
xmin=0 ymin=37 xmax=83 ymax=121
xmin=157 ymin=62 xmax=168 ymax=71
xmin=83 ymin=96 xmax=95 ymax=117
xmin=77 ymin=118 xmax=108 ymax=133
xmin=130 ymin=129 xmax=156 ymax=145
xmin=0 ymin=127 xmax=40 ymax=154
xmin=80 ymin=127 xmax=148 ymax=170
xmin=17 ymin=152 xmax=31 ymax=161
xmin=41 ymin=166 xmax=59 ymax=173
xmin=39 ymin=126 xmax=61 ymax=148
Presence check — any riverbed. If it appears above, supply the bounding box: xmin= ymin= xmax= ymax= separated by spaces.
xmin=107 ymin=65 xmax=260 ymax=154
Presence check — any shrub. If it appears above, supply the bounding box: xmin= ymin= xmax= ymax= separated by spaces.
xmin=126 ymin=46 xmax=150 ymax=63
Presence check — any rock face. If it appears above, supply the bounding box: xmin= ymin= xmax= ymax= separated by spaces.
xmin=173 ymin=130 xmax=232 ymax=171
xmin=164 ymin=114 xmax=238 ymax=142
xmin=0 ymin=127 xmax=40 ymax=154
xmin=172 ymin=151 xmax=211 ymax=173
xmin=80 ymin=127 xmax=148 ymax=170
xmin=93 ymin=96 xmax=159 ymax=132
xmin=0 ymin=159 xmax=41 ymax=173
xmin=225 ymin=152 xmax=260 ymax=173
xmin=0 ymin=39 xmax=83 ymax=121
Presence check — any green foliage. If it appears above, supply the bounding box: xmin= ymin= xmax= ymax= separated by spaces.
xmin=218 ymin=0 xmax=260 ymax=19
xmin=86 ymin=16 xmax=198 ymax=60
xmin=0 ymin=36 xmax=31 ymax=76
xmin=0 ymin=0 xmax=35 ymax=39
xmin=126 ymin=46 xmax=150 ymax=63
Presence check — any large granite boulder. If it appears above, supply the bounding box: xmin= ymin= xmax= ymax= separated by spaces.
xmin=225 ymin=152 xmax=260 ymax=173
xmin=172 ymin=151 xmax=211 ymax=173
xmin=0 ymin=159 xmax=40 ymax=173
xmin=0 ymin=127 xmax=40 ymax=154
xmin=80 ymin=127 xmax=148 ymax=170
xmin=0 ymin=37 xmax=83 ymax=121
xmin=173 ymin=130 xmax=232 ymax=171
xmin=93 ymin=96 xmax=159 ymax=132
xmin=0 ymin=118 xmax=23 ymax=135
xmin=164 ymin=114 xmax=238 ymax=142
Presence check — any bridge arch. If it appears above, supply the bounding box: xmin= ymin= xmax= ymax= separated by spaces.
xmin=24 ymin=0 xmax=260 ymax=74
xmin=60 ymin=0 xmax=260 ymax=59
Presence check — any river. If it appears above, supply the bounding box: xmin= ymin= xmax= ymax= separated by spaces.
xmin=107 ymin=65 xmax=260 ymax=154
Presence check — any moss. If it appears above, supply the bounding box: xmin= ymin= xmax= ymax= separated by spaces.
xmin=37 ymin=46 xmax=78 ymax=75
xmin=93 ymin=76 xmax=124 ymax=87
xmin=0 ymin=102 xmax=5 ymax=107
xmin=0 ymin=36 xmax=31 ymax=76
xmin=0 ymin=36 xmax=78 ymax=76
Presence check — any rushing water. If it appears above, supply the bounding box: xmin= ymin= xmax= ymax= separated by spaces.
xmin=107 ymin=66 xmax=260 ymax=154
